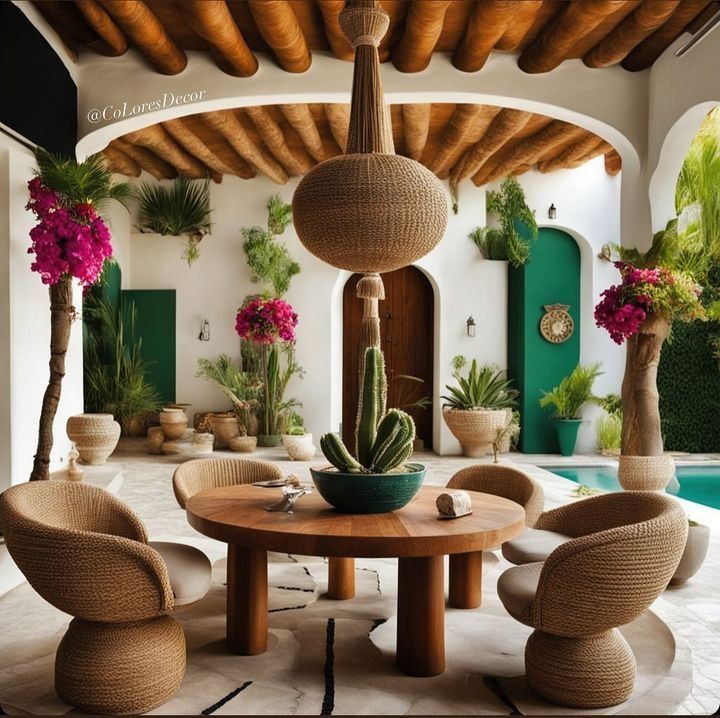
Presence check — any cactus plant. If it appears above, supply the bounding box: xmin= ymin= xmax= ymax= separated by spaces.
xmin=321 ymin=347 xmax=416 ymax=474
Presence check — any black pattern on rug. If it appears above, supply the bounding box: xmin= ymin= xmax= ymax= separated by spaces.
xmin=201 ymin=681 xmax=253 ymax=715
xmin=321 ymin=618 xmax=336 ymax=715
xmin=484 ymin=676 xmax=522 ymax=716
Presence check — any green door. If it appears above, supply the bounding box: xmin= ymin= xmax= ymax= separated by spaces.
xmin=121 ymin=289 xmax=176 ymax=404
xmin=507 ymin=228 xmax=581 ymax=453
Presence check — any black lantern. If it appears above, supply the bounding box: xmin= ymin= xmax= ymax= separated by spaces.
xmin=466 ymin=316 xmax=476 ymax=337
xmin=548 ymin=203 xmax=557 ymax=219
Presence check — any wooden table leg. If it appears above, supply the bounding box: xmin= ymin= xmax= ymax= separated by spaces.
xmin=396 ymin=555 xmax=445 ymax=676
xmin=226 ymin=544 xmax=268 ymax=655
xmin=449 ymin=551 xmax=483 ymax=609
xmin=328 ymin=557 xmax=355 ymax=600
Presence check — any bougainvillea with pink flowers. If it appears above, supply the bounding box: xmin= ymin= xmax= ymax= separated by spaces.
xmin=595 ymin=261 xmax=705 ymax=344
xmin=26 ymin=176 xmax=113 ymax=287
xmin=235 ymin=296 xmax=298 ymax=345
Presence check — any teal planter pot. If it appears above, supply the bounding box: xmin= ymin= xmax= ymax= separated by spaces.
xmin=554 ymin=419 xmax=582 ymax=456
xmin=310 ymin=463 xmax=426 ymax=513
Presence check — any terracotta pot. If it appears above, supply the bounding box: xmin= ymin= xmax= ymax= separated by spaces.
xmin=442 ymin=408 xmax=508 ymax=458
xmin=209 ymin=413 xmax=239 ymax=449
xmin=147 ymin=426 xmax=165 ymax=455
xmin=228 ymin=435 xmax=258 ymax=453
xmin=670 ymin=523 xmax=710 ymax=585
xmin=66 ymin=414 xmax=121 ymax=466
xmin=617 ymin=454 xmax=675 ymax=491
xmin=282 ymin=433 xmax=316 ymax=461
xmin=190 ymin=432 xmax=214 ymax=456
xmin=159 ymin=409 xmax=188 ymax=441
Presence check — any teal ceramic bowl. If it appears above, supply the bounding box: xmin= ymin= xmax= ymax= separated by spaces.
xmin=310 ymin=463 xmax=426 ymax=513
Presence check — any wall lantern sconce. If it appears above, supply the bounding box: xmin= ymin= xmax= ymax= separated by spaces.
xmin=198 ymin=319 xmax=210 ymax=342
xmin=548 ymin=203 xmax=557 ymax=220
xmin=466 ymin=316 xmax=476 ymax=337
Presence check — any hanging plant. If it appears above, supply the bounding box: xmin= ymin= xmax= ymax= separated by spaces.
xmin=137 ymin=177 xmax=211 ymax=266
xmin=26 ymin=148 xmax=131 ymax=481
xmin=469 ymin=177 xmax=538 ymax=268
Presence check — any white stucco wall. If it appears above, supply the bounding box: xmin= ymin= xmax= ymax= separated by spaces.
xmin=0 ymin=136 xmax=84 ymax=490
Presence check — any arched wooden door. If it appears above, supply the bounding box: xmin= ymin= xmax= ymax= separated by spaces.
xmin=343 ymin=266 xmax=434 ymax=451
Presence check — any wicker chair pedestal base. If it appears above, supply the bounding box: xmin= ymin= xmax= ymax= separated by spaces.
xmin=55 ymin=615 xmax=186 ymax=715
xmin=525 ymin=628 xmax=636 ymax=709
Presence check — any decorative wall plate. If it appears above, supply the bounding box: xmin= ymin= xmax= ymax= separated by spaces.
xmin=540 ymin=304 xmax=574 ymax=343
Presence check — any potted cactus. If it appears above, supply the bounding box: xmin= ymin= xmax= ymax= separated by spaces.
xmin=311 ymin=347 xmax=424 ymax=513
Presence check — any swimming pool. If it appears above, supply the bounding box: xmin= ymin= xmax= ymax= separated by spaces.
xmin=542 ymin=465 xmax=720 ymax=510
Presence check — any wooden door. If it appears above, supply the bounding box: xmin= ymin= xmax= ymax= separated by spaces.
xmin=342 ymin=266 xmax=434 ymax=451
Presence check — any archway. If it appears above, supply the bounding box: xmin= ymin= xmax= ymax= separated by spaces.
xmin=342 ymin=266 xmax=434 ymax=451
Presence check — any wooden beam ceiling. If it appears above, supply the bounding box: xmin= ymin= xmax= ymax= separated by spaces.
xmin=102 ymin=103 xmax=621 ymax=187
xmin=33 ymin=0 xmax=714 ymax=76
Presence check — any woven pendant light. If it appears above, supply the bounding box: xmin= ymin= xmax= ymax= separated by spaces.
xmin=292 ymin=0 xmax=448 ymax=277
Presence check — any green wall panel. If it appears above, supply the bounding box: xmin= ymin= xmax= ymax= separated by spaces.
xmin=121 ymin=290 xmax=176 ymax=404
xmin=508 ymin=228 xmax=581 ymax=453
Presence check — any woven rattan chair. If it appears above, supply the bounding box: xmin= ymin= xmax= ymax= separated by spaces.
xmin=172 ymin=457 xmax=284 ymax=509
xmin=0 ymin=480 xmax=212 ymax=714
xmin=496 ymin=492 xmax=688 ymax=708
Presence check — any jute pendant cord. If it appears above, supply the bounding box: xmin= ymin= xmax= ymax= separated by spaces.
xmin=340 ymin=0 xmax=392 ymax=352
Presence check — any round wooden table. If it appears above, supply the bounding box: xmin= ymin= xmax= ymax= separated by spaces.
xmin=186 ymin=484 xmax=525 ymax=676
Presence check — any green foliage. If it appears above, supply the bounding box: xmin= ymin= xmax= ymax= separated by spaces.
xmin=83 ymin=295 xmax=162 ymax=433
xmin=442 ymin=358 xmax=518 ymax=410
xmin=35 ymin=148 xmax=133 ymax=208
xmin=241 ymin=195 xmax=299 ymax=297
xmin=595 ymin=414 xmax=622 ymax=451
xmin=470 ymin=177 xmax=537 ymax=268
xmin=137 ymin=178 xmax=212 ymax=266
xmin=321 ymin=347 xmax=415 ymax=474
xmin=658 ymin=320 xmax=720 ymax=452
xmin=285 ymin=411 xmax=306 ymax=435
xmin=393 ymin=374 xmax=431 ymax=412
xmin=596 ymin=393 xmax=622 ymax=417
xmin=539 ymin=363 xmax=602 ymax=419
xmin=571 ymin=484 xmax=601 ymax=497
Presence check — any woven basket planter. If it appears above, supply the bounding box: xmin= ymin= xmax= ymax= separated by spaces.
xmin=617 ymin=454 xmax=675 ymax=491
xmin=209 ymin=413 xmax=239 ymax=449
xmin=66 ymin=414 xmax=121 ymax=466
xmin=443 ymin=408 xmax=508 ymax=458
xmin=190 ymin=432 xmax=214 ymax=456
xmin=282 ymin=433 xmax=316 ymax=461
xmin=147 ymin=426 xmax=165 ymax=455
xmin=159 ymin=408 xmax=188 ymax=441
xmin=228 ymin=435 xmax=257 ymax=453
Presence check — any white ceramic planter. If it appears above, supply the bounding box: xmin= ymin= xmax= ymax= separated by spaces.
xmin=282 ymin=433 xmax=316 ymax=461
xmin=670 ymin=523 xmax=710 ymax=585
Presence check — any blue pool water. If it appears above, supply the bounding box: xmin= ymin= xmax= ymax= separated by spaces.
xmin=542 ymin=465 xmax=720 ymax=510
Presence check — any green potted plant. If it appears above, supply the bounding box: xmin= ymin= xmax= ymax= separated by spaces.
xmin=282 ymin=412 xmax=315 ymax=461
xmin=313 ymin=347 xmax=424 ymax=513
xmin=595 ymin=393 xmax=622 ymax=456
xmin=539 ymin=363 xmax=602 ymax=456
xmin=441 ymin=356 xmax=518 ymax=457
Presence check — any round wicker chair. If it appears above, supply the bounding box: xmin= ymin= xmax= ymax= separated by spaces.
xmin=496 ymin=492 xmax=688 ymax=708
xmin=172 ymin=457 xmax=284 ymax=509
xmin=0 ymin=480 xmax=209 ymax=714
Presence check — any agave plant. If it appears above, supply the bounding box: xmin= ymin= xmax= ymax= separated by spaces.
xmin=137 ymin=177 xmax=212 ymax=265
xmin=442 ymin=356 xmax=518 ymax=410
xmin=539 ymin=363 xmax=603 ymax=419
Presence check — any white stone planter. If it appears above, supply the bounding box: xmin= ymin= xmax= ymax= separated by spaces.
xmin=66 ymin=414 xmax=121 ymax=466
xmin=670 ymin=523 xmax=710 ymax=585
xmin=282 ymin=433 xmax=316 ymax=461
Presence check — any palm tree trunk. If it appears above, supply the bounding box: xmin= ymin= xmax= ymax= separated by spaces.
xmin=621 ymin=312 xmax=670 ymax=456
xmin=30 ymin=276 xmax=74 ymax=481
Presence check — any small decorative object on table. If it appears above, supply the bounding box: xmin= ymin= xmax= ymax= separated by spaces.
xmin=265 ymin=482 xmax=312 ymax=513
xmin=436 ymin=491 xmax=472 ymax=519
xmin=66 ymin=443 xmax=83 ymax=481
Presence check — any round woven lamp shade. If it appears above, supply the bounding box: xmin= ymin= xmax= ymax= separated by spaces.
xmin=293 ymin=154 xmax=447 ymax=273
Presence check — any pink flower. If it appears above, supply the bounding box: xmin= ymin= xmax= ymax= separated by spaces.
xmin=235 ymin=297 xmax=298 ymax=345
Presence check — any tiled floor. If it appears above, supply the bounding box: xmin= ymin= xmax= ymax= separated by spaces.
xmin=0 ymin=440 xmax=718 ymax=715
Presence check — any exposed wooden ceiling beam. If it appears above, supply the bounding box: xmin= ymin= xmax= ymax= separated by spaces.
xmin=537 ymin=133 xmax=605 ymax=173
xmin=495 ymin=0 xmax=544 ymax=52
xmin=179 ymin=1 xmax=258 ymax=77
xmin=518 ymin=0 xmax=629 ymax=74
xmin=451 ymin=109 xmax=533 ymax=184
xmin=324 ymin=104 xmax=351 ymax=153
xmin=317 ymin=0 xmax=354 ymax=61
xmin=279 ymin=104 xmax=327 ymax=162
xmin=104 ymin=144 xmax=140 ymax=176
xmin=121 ymin=125 xmax=213 ymax=179
xmin=393 ymin=1 xmax=452 ymax=73
xmin=622 ymin=0 xmax=712 ymax=70
xmin=431 ymin=105 xmax=501 ymax=178
xmin=74 ymin=0 xmax=127 ymax=56
xmin=244 ymin=106 xmax=314 ymax=176
xmin=572 ymin=140 xmax=614 ymax=167
xmin=401 ymin=104 xmax=432 ymax=162
xmin=453 ymin=0 xmax=519 ymax=72
xmin=109 ymin=139 xmax=177 ymax=180
xmin=95 ymin=0 xmax=187 ymax=74
xmin=605 ymin=149 xmax=623 ymax=175
xmin=201 ymin=110 xmax=288 ymax=184
xmin=247 ymin=0 xmax=311 ymax=73
xmin=474 ymin=121 xmax=587 ymax=185
xmin=584 ymin=1 xmax=681 ymax=68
